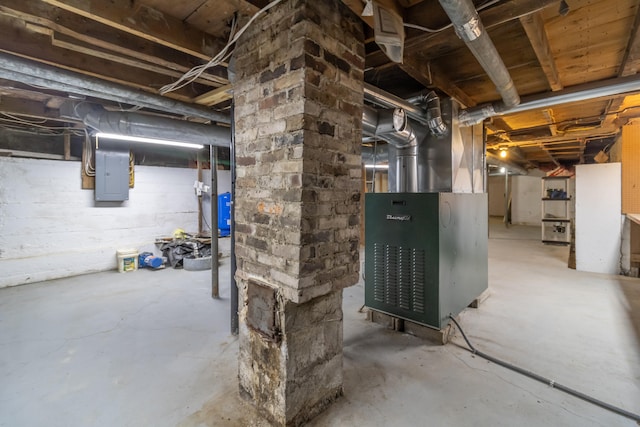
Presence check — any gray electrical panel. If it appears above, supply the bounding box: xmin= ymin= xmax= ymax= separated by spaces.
xmin=95 ymin=145 xmax=130 ymax=202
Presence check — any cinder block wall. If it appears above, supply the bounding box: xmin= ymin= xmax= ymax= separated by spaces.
xmin=0 ymin=157 xmax=228 ymax=287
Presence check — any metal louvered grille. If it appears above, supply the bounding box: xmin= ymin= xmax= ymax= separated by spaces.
xmin=373 ymin=243 xmax=426 ymax=313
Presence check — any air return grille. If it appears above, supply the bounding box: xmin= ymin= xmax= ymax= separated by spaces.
xmin=373 ymin=243 xmax=426 ymax=313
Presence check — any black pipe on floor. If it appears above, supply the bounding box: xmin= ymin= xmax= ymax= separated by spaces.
xmin=449 ymin=315 xmax=640 ymax=423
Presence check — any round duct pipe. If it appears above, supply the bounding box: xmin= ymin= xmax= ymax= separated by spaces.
xmin=460 ymin=74 xmax=640 ymax=126
xmin=66 ymin=102 xmax=230 ymax=147
xmin=0 ymin=53 xmax=230 ymax=124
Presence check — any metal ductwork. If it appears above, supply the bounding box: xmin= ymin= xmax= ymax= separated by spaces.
xmin=376 ymin=108 xmax=419 ymax=149
xmin=364 ymin=83 xmax=430 ymax=126
xmin=0 ymin=53 xmax=230 ymax=124
xmin=460 ymin=74 xmax=640 ymax=125
xmin=438 ymin=0 xmax=520 ymax=110
xmin=362 ymin=144 xmax=389 ymax=164
xmin=62 ymin=102 xmax=230 ymax=147
xmin=425 ymin=91 xmax=448 ymax=136
xmin=363 ymin=106 xmax=423 ymax=192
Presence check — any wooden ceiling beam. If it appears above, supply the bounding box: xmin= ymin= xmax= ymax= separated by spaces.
xmin=519 ymin=11 xmax=562 ymax=91
xmin=0 ymin=1 xmax=228 ymax=86
xmin=399 ymin=56 xmax=476 ymax=107
xmin=602 ymin=3 xmax=640 ymax=128
xmin=193 ymin=84 xmax=233 ymax=106
xmin=0 ymin=97 xmax=70 ymax=122
xmin=47 ymin=31 xmax=223 ymax=89
xmin=368 ymin=0 xmax=558 ymax=66
xmin=0 ymin=17 xmax=196 ymax=102
xmin=618 ymin=1 xmax=640 ymax=78
xmin=41 ymin=0 xmax=225 ymax=60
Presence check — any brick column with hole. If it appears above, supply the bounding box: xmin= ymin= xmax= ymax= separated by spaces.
xmin=230 ymin=0 xmax=364 ymax=425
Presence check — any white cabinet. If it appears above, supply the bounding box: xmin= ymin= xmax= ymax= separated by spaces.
xmin=541 ymin=176 xmax=572 ymax=245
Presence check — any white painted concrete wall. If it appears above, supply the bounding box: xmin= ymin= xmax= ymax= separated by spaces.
xmin=511 ymin=175 xmax=542 ymax=225
xmin=0 ymin=157 xmax=229 ymax=288
xmin=575 ymin=163 xmax=623 ymax=274
xmin=488 ymin=175 xmax=510 ymax=216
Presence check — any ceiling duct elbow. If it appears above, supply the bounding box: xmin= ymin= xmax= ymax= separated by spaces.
xmin=438 ymin=0 xmax=520 ymax=109
xmin=425 ymin=92 xmax=448 ymax=136
xmin=376 ymin=108 xmax=418 ymax=149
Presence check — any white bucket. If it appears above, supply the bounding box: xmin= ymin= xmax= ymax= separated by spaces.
xmin=116 ymin=249 xmax=138 ymax=273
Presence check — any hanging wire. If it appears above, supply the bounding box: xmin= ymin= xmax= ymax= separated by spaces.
xmin=159 ymin=0 xmax=283 ymax=95
xmin=403 ymin=0 xmax=503 ymax=33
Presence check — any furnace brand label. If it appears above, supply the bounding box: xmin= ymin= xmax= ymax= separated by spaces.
xmin=386 ymin=214 xmax=411 ymax=221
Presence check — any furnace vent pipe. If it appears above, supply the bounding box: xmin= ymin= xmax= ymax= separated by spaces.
xmin=362 ymin=105 xmax=427 ymax=147
xmin=0 ymin=53 xmax=230 ymax=124
xmin=425 ymin=92 xmax=448 ymax=136
xmin=376 ymin=108 xmax=419 ymax=149
xmin=364 ymin=83 xmax=431 ymax=126
xmin=438 ymin=0 xmax=520 ymax=109
xmin=460 ymin=73 xmax=640 ymax=125
xmin=63 ymin=102 xmax=230 ymax=147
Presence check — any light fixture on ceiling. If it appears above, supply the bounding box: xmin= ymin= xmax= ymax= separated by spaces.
xmin=499 ymin=148 xmax=508 ymax=158
xmin=95 ymin=132 xmax=204 ymax=149
xmin=500 ymin=167 xmax=506 ymax=173
xmin=559 ymin=0 xmax=570 ymax=16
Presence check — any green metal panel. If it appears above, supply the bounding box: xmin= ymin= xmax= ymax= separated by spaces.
xmin=365 ymin=193 xmax=488 ymax=330
xmin=437 ymin=193 xmax=488 ymax=328
xmin=365 ymin=193 xmax=441 ymax=327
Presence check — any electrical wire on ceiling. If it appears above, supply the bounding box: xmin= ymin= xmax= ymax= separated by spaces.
xmin=0 ymin=113 xmax=85 ymax=136
xmin=159 ymin=0 xmax=284 ymax=95
xmin=403 ymin=0 xmax=501 ymax=33
xmin=486 ymin=104 xmax=640 ymax=141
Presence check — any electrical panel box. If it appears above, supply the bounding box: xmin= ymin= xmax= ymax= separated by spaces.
xmin=364 ymin=192 xmax=488 ymax=330
xmin=95 ymin=145 xmax=130 ymax=202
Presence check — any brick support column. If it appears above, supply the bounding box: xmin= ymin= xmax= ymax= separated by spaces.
xmin=231 ymin=0 xmax=364 ymax=425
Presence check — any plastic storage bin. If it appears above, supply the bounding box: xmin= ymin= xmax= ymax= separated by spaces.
xmin=116 ymin=249 xmax=138 ymax=272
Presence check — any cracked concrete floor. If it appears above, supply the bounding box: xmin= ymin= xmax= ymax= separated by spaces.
xmin=1 ymin=223 xmax=639 ymax=426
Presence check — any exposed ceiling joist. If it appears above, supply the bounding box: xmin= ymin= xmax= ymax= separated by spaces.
xmin=41 ymin=0 xmax=224 ymax=60
xmin=399 ymin=56 xmax=476 ymax=107
xmin=602 ymin=2 xmax=640 ymax=128
xmin=0 ymin=97 xmax=69 ymax=122
xmin=0 ymin=0 xmax=227 ymax=87
xmin=368 ymin=0 xmax=559 ymax=68
xmin=519 ymin=11 xmax=562 ymax=91
xmin=194 ymin=84 xmax=233 ymax=106
xmin=0 ymin=17 xmax=198 ymax=102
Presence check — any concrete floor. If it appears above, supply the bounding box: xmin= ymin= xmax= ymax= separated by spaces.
xmin=1 ymin=222 xmax=639 ymax=426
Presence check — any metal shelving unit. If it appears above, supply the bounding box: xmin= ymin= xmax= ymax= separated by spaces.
xmin=541 ymin=176 xmax=573 ymax=245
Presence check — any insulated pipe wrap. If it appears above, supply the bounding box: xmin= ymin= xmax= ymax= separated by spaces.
xmin=0 ymin=53 xmax=230 ymax=124
xmin=71 ymin=103 xmax=231 ymax=147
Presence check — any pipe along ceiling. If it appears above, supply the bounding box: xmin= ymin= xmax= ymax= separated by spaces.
xmin=60 ymin=102 xmax=230 ymax=147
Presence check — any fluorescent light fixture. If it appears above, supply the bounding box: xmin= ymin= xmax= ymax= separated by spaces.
xmin=95 ymin=132 xmax=204 ymax=149
xmin=364 ymin=164 xmax=389 ymax=169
